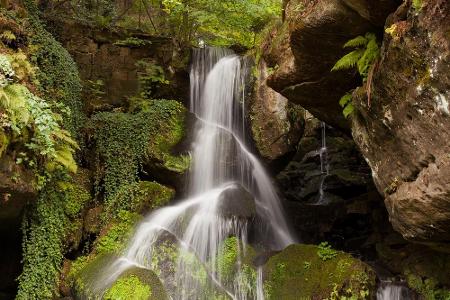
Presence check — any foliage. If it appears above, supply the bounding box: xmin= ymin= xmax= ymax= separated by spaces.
xmin=317 ymin=242 xmax=338 ymax=261
xmin=17 ymin=175 xmax=90 ymax=299
xmin=89 ymin=99 xmax=187 ymax=206
xmin=0 ymin=54 xmax=79 ymax=183
xmin=331 ymin=32 xmax=380 ymax=117
xmin=263 ymin=244 xmax=375 ymax=300
xmin=406 ymin=272 xmax=450 ymax=300
xmin=0 ymin=54 xmax=15 ymax=87
xmin=104 ymin=275 xmax=152 ymax=300
xmin=332 ymin=32 xmax=380 ymax=81
xmin=105 ymin=181 xmax=174 ymax=218
xmin=135 ymin=60 xmax=169 ymax=99
xmin=338 ymin=92 xmax=354 ymax=119
xmin=160 ymin=0 xmax=281 ymax=48
xmin=95 ymin=210 xmax=141 ymax=254
xmin=23 ymin=0 xmax=84 ymax=138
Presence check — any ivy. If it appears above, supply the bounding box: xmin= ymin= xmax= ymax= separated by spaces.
xmin=88 ymin=99 xmax=186 ymax=207
xmin=17 ymin=174 xmax=90 ymax=299
xmin=22 ymin=0 xmax=84 ymax=139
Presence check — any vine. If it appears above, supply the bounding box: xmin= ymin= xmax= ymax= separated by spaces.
xmin=88 ymin=99 xmax=186 ymax=209
xmin=22 ymin=0 xmax=84 ymax=138
xmin=17 ymin=174 xmax=90 ymax=299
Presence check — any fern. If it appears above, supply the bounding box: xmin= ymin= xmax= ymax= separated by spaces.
xmin=331 ymin=32 xmax=379 ymax=81
xmin=338 ymin=92 xmax=354 ymax=119
xmin=343 ymin=35 xmax=367 ymax=48
xmin=331 ymin=49 xmax=365 ymax=72
xmin=332 ymin=32 xmax=380 ymax=116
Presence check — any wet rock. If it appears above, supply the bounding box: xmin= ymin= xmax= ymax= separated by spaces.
xmin=277 ymin=115 xmax=380 ymax=247
xmin=217 ymin=184 xmax=256 ymax=220
xmin=264 ymin=0 xmax=393 ymax=130
xmin=262 ymin=243 xmax=376 ymax=299
xmin=351 ymin=0 xmax=450 ymax=243
xmin=250 ymin=59 xmax=304 ymax=169
xmin=0 ymin=154 xmax=36 ymax=228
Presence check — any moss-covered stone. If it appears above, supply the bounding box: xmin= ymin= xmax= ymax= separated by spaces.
xmin=94 ymin=210 xmax=141 ymax=255
xmin=262 ymin=244 xmax=376 ymax=299
xmin=104 ymin=275 xmax=152 ymax=300
xmin=106 ymin=181 xmax=175 ymax=217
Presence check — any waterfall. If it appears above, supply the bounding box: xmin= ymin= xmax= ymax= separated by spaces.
xmin=316 ymin=121 xmax=329 ymax=205
xmin=89 ymin=48 xmax=295 ymax=299
xmin=376 ymin=280 xmax=413 ymax=300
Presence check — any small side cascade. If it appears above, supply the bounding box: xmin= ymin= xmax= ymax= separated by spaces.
xmin=316 ymin=121 xmax=330 ymax=205
xmin=376 ymin=280 xmax=415 ymax=300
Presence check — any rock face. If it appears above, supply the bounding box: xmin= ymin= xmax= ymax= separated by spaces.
xmin=351 ymin=0 xmax=450 ymax=243
xmin=264 ymin=0 xmax=400 ymax=130
xmin=45 ymin=19 xmax=190 ymax=111
xmin=277 ymin=115 xmax=383 ymax=251
xmin=250 ymin=59 xmax=304 ymax=167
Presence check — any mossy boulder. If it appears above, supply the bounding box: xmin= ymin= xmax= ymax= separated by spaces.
xmin=262 ymin=244 xmax=376 ymax=299
xmin=105 ymin=181 xmax=175 ymax=217
xmin=105 ymin=267 xmax=169 ymax=300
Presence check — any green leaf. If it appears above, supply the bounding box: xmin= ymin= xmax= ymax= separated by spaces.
xmin=343 ymin=35 xmax=367 ymax=48
xmin=339 ymin=93 xmax=352 ymax=108
xmin=331 ymin=48 xmax=365 ymax=72
xmin=343 ymin=103 xmax=355 ymax=119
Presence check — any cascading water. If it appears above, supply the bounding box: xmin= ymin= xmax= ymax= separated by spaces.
xmin=316 ymin=121 xmax=329 ymax=204
xmin=376 ymin=280 xmax=414 ymax=300
xmin=89 ymin=47 xmax=295 ymax=299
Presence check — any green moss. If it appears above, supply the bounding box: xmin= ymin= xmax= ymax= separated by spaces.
xmin=263 ymin=244 xmax=375 ymax=300
xmin=105 ymin=181 xmax=174 ymax=218
xmin=104 ymin=275 xmax=152 ymax=300
xmin=95 ymin=210 xmax=141 ymax=255
xmin=406 ymin=272 xmax=450 ymax=300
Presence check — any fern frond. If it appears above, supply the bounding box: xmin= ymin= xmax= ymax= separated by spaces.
xmin=342 ymin=103 xmax=354 ymax=118
xmin=339 ymin=93 xmax=352 ymax=108
xmin=343 ymin=35 xmax=367 ymax=48
xmin=357 ymin=37 xmax=380 ymax=79
xmin=54 ymin=147 xmax=78 ymax=173
xmin=331 ymin=48 xmax=365 ymax=72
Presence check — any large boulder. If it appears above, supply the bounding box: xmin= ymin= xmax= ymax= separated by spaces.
xmin=351 ymin=0 xmax=450 ymax=243
xmin=264 ymin=0 xmax=400 ymax=131
xmin=250 ymin=59 xmax=304 ymax=169
xmin=217 ymin=184 xmax=256 ymax=220
xmin=261 ymin=243 xmax=377 ymax=299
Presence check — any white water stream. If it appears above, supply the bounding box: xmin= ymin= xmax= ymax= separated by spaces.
xmin=89 ymin=48 xmax=295 ymax=299
xmin=376 ymin=280 xmax=413 ymax=300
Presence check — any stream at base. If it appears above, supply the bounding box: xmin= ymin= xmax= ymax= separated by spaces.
xmin=88 ymin=48 xmax=296 ymax=299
